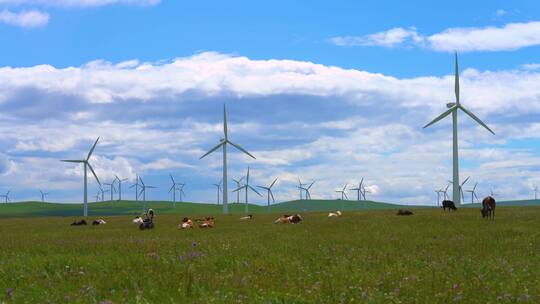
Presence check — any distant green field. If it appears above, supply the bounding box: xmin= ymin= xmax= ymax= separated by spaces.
xmin=1 ymin=207 xmax=540 ymax=303
xmin=0 ymin=199 xmax=413 ymax=218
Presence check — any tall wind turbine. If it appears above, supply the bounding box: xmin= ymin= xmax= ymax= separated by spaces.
xmin=0 ymin=190 xmax=11 ymax=203
xmin=213 ymin=180 xmax=222 ymax=205
xmin=200 ymin=104 xmax=256 ymax=214
xmin=466 ymin=182 xmax=479 ymax=204
xmin=350 ymin=178 xmax=365 ymax=201
xmin=138 ymin=176 xmax=156 ymax=211
xmin=104 ymin=180 xmax=116 ymax=202
xmin=424 ymin=54 xmax=495 ymax=207
xmin=114 ymin=175 xmax=128 ymax=201
xmin=257 ymin=177 xmax=278 ymax=211
xmin=232 ymin=166 xmax=261 ymax=213
xmin=169 ymin=174 xmax=185 ymax=207
xmin=336 ymin=184 xmax=349 ymax=200
xmin=129 ymin=174 xmax=140 ymax=201
xmin=232 ymin=176 xmax=245 ymax=204
xmin=61 ymin=137 xmax=101 ymax=216
xmin=39 ymin=190 xmax=49 ymax=202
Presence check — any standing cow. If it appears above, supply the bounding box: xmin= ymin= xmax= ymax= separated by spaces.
xmin=441 ymin=200 xmax=457 ymax=211
xmin=481 ymin=196 xmax=496 ymax=220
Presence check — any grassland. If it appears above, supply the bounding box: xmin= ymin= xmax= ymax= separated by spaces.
xmin=1 ymin=207 xmax=540 ymax=303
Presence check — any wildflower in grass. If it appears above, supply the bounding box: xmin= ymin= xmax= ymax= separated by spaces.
xmin=192 ymin=242 xmax=197 ymax=248
xmin=6 ymin=288 xmax=13 ymax=299
xmin=243 ymin=260 xmax=249 ymax=268
xmin=178 ymin=255 xmax=185 ymax=262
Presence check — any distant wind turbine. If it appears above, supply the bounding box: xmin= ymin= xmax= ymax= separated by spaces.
xmin=39 ymin=190 xmax=49 ymax=202
xmin=138 ymin=176 xmax=156 ymax=211
xmin=297 ymin=179 xmax=307 ymax=200
xmin=466 ymin=182 xmax=480 ymax=204
xmin=533 ymin=186 xmax=538 ymax=200
xmin=257 ymin=177 xmax=278 ymax=211
xmin=104 ymin=180 xmax=116 ymax=202
xmin=0 ymin=190 xmax=11 ymax=203
xmin=213 ymin=180 xmax=222 ymax=205
xmin=169 ymin=174 xmax=185 ymax=207
xmin=232 ymin=176 xmax=245 ymax=204
xmin=336 ymin=184 xmax=349 ymax=200
xmin=129 ymin=174 xmax=140 ymax=201
xmin=350 ymin=178 xmax=365 ymax=201
xmin=114 ymin=175 xmax=128 ymax=201
xmin=99 ymin=186 xmax=109 ymax=202
xmin=423 ymin=53 xmax=494 ymax=207
xmin=61 ymin=137 xmax=101 ymax=216
xmin=233 ymin=166 xmax=261 ymax=214
xmin=200 ymin=104 xmax=256 ymax=214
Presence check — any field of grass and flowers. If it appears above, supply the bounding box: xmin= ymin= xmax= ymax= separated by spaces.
xmin=1 ymin=206 xmax=540 ymax=303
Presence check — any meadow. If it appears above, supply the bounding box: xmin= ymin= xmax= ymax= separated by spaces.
xmin=1 ymin=206 xmax=540 ymax=303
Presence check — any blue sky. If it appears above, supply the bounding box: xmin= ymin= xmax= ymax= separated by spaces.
xmin=1 ymin=0 xmax=540 ymax=205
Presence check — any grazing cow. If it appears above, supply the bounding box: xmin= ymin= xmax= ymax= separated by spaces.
xmin=178 ymin=217 xmax=194 ymax=229
xmin=132 ymin=216 xmax=144 ymax=224
xmin=396 ymin=209 xmax=414 ymax=216
xmin=328 ymin=211 xmax=342 ymax=217
xmin=442 ymin=200 xmax=457 ymax=211
xmin=274 ymin=214 xmax=303 ymax=224
xmin=139 ymin=209 xmax=155 ymax=230
xmin=481 ymin=196 xmax=496 ymax=220
xmin=199 ymin=217 xmax=214 ymax=228
xmin=92 ymin=219 xmax=106 ymax=225
xmin=240 ymin=214 xmax=253 ymax=220
xmin=70 ymin=219 xmax=87 ymax=226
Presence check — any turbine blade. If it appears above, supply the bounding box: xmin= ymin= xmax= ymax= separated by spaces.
xmin=232 ymin=186 xmax=246 ymax=193
xmin=458 ymin=105 xmax=495 ymax=135
xmin=308 ymin=181 xmax=315 ymax=189
xmin=169 ymin=184 xmax=175 ymax=193
xmin=223 ymin=104 xmax=228 ymax=140
xmin=61 ymin=160 xmax=84 ymax=163
xmin=270 ymin=177 xmax=278 ymax=188
xmin=455 ymin=52 xmax=460 ymax=104
xmin=249 ymin=185 xmax=262 ymax=196
xmin=170 ymin=174 xmax=175 ymax=184
xmin=200 ymin=142 xmax=225 ymax=159
xmin=270 ymin=191 xmax=275 ymax=202
xmin=87 ymin=137 xmax=100 ymax=161
xmin=461 ymin=176 xmax=470 ymax=187
xmin=423 ymin=107 xmax=455 ymax=129
xmin=228 ymin=141 xmax=256 ymax=159
xmin=87 ymin=163 xmax=101 ymax=186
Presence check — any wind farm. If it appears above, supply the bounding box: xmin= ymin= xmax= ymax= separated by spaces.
xmin=2 ymin=2 xmax=540 ymax=301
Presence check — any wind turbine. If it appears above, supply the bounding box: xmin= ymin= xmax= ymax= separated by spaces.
xmin=114 ymin=175 xmax=128 ymax=201
xmin=423 ymin=53 xmax=495 ymax=207
xmin=304 ymin=181 xmax=315 ymax=200
xmin=138 ymin=176 xmax=156 ymax=211
xmin=99 ymin=186 xmax=109 ymax=202
xmin=200 ymin=104 xmax=256 ymax=214
xmin=232 ymin=166 xmax=261 ymax=214
xmin=336 ymin=184 xmax=349 ymax=200
xmin=213 ymin=180 xmax=222 ymax=205
xmin=442 ymin=183 xmax=451 ymax=200
xmin=169 ymin=174 xmax=185 ymax=207
xmin=0 ymin=190 xmax=11 ymax=203
xmin=257 ymin=177 xmax=278 ymax=211
xmin=297 ymin=179 xmax=307 ymax=200
xmin=533 ymin=186 xmax=538 ymax=200
xmin=466 ymin=182 xmax=480 ymax=204
xmin=362 ymin=185 xmax=371 ymax=200
xmin=350 ymin=178 xmax=364 ymax=201
xmin=232 ymin=176 xmax=245 ymax=204
xmin=104 ymin=180 xmax=116 ymax=202
xmin=60 ymin=137 xmax=101 ymax=216
xmin=435 ymin=189 xmax=444 ymax=206
xmin=39 ymin=190 xmax=49 ymax=202
xmin=450 ymin=176 xmax=470 ymax=203
xmin=129 ymin=174 xmax=140 ymax=201
xmin=94 ymin=192 xmax=100 ymax=202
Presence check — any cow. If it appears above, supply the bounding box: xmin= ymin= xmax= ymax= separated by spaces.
xmin=70 ymin=219 xmax=87 ymax=226
xmin=396 ymin=209 xmax=414 ymax=216
xmin=132 ymin=216 xmax=144 ymax=224
xmin=328 ymin=211 xmax=342 ymax=217
xmin=178 ymin=217 xmax=194 ymax=229
xmin=240 ymin=214 xmax=253 ymax=220
xmin=274 ymin=214 xmax=303 ymax=224
xmin=442 ymin=200 xmax=457 ymax=211
xmin=481 ymin=196 xmax=496 ymax=220
xmin=92 ymin=219 xmax=106 ymax=225
xmin=139 ymin=209 xmax=155 ymax=230
xmin=199 ymin=217 xmax=215 ymax=228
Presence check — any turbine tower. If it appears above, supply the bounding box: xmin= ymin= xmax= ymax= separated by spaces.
xmin=99 ymin=186 xmax=109 ymax=202
xmin=39 ymin=190 xmax=49 ymax=202
xmin=297 ymin=179 xmax=307 ymax=200
xmin=213 ymin=180 xmax=222 ymax=205
xmin=424 ymin=54 xmax=494 ymax=207
xmin=232 ymin=166 xmax=261 ymax=214
xmin=200 ymin=104 xmax=256 ymax=214
xmin=257 ymin=177 xmax=278 ymax=211
xmin=61 ymin=137 xmax=101 ymax=216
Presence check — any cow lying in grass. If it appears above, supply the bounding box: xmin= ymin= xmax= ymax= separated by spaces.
xmin=328 ymin=211 xmax=342 ymax=217
xmin=92 ymin=219 xmax=106 ymax=225
xmin=70 ymin=219 xmax=87 ymax=226
xmin=240 ymin=214 xmax=253 ymax=220
xmin=396 ymin=209 xmax=414 ymax=216
xmin=132 ymin=216 xmax=144 ymax=224
xmin=199 ymin=217 xmax=214 ymax=228
xmin=274 ymin=214 xmax=303 ymax=224
xmin=178 ymin=217 xmax=194 ymax=229
xmin=139 ymin=209 xmax=155 ymax=230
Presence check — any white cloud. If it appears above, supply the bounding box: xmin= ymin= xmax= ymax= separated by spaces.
xmin=521 ymin=63 xmax=540 ymax=71
xmin=330 ymin=21 xmax=540 ymax=52
xmin=0 ymin=9 xmax=48 ymax=27
xmin=0 ymin=0 xmax=159 ymax=7
xmin=140 ymin=158 xmax=194 ymax=171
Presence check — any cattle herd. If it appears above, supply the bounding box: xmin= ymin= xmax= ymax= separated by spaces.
xmin=69 ymin=197 xmax=497 ymax=229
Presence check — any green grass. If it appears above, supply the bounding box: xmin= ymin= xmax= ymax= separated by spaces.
xmin=1 ymin=207 xmax=540 ymax=303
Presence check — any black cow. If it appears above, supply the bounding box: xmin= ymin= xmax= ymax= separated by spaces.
xmin=70 ymin=219 xmax=87 ymax=226
xmin=441 ymin=200 xmax=457 ymax=211
xmin=396 ymin=209 xmax=414 ymax=216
